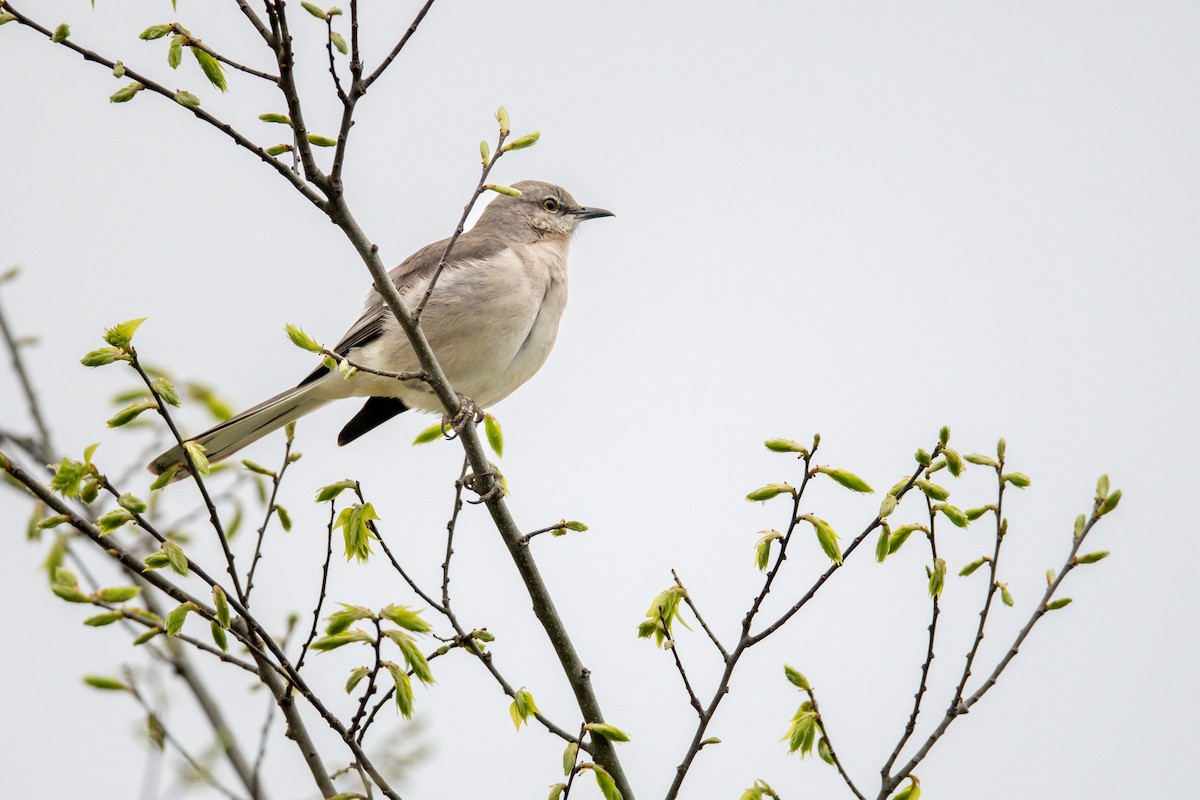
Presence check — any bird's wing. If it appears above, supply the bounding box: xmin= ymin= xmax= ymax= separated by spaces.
xmin=296 ymin=233 xmax=511 ymax=387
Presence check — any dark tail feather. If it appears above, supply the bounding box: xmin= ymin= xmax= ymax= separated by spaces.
xmin=338 ymin=396 xmax=409 ymax=446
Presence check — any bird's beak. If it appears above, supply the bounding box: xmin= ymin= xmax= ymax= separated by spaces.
xmin=571 ymin=206 xmax=615 ymax=221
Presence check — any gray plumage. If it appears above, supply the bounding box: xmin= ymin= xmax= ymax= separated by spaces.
xmin=149 ymin=180 xmax=612 ymax=476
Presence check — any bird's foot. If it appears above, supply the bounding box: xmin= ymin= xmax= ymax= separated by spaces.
xmin=463 ymin=464 xmax=506 ymax=505
xmin=441 ymin=394 xmax=484 ymax=440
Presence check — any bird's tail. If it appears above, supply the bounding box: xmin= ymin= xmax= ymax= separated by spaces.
xmin=148 ymin=383 xmax=329 ymax=476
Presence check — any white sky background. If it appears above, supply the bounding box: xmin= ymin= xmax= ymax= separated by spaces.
xmin=1 ymin=1 xmax=1197 ymax=798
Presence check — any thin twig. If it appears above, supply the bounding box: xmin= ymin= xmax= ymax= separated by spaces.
xmin=661 ymin=610 xmax=704 ymax=718
xmin=672 ymin=570 xmax=728 ymax=661
xmin=245 ymin=436 xmax=295 ymax=603
xmin=296 ymin=502 xmax=337 ymax=674
xmin=806 ymin=687 xmax=866 ymax=800
xmin=0 ymin=291 xmax=53 ymax=460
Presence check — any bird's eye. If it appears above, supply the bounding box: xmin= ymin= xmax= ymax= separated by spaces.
xmin=542 ymin=198 xmax=559 ymax=212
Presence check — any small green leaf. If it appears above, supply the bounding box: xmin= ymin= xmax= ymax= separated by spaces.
xmin=1096 ymin=474 xmax=1110 ymax=500
xmin=174 ymin=90 xmax=201 ymax=108
xmin=96 ymin=586 xmax=141 ymax=603
xmin=1076 ymin=550 xmax=1110 ymax=565
xmin=1098 ymin=489 xmax=1122 ymax=516
xmin=485 ymin=184 xmax=522 ymax=197
xmin=1002 ymin=472 xmax=1032 ymax=489
xmin=37 ymin=515 xmax=70 ymax=530
xmin=81 ymin=347 xmax=125 ymax=366
xmin=83 ymin=676 xmax=128 ymax=691
xmin=51 ymin=584 xmax=89 ymax=603
xmin=315 ymin=479 xmax=356 ymax=502
xmin=1046 ymin=597 xmax=1073 ymax=611
xmin=495 ymin=105 xmax=510 ymax=132
xmin=242 ymin=460 xmax=275 ymax=477
xmin=345 ymin=667 xmax=369 ymax=694
xmin=801 ymin=515 xmax=842 ymax=564
xmin=213 ymin=585 xmax=230 ymax=628
xmin=584 ymin=722 xmax=630 ymax=743
xmin=310 ymin=630 xmax=374 ymax=651
xmin=965 ymin=453 xmax=999 ymax=468
xmin=412 ymin=423 xmax=443 ymax=445
xmin=563 ymin=520 xmax=588 ymax=532
xmin=167 ymin=35 xmax=183 ymax=69
xmin=818 ymin=736 xmax=834 ymax=765
xmin=51 ymin=23 xmax=70 ymax=43
xmin=183 ymin=441 xmax=210 ymax=475
xmin=509 ymin=687 xmax=539 ymax=729
xmin=103 ymin=318 xmax=146 ymax=349
xmin=592 ymin=764 xmax=622 ymax=800
xmin=330 ymin=30 xmax=347 ymax=54
xmin=84 ymin=611 xmax=125 ymax=627
xmin=1000 ymin=583 xmax=1014 ymax=607
xmin=162 ymin=540 xmax=189 ymax=576
xmin=915 ymin=480 xmax=949 ymax=502
xmin=259 ymin=112 xmax=292 ymax=125
xmin=275 ymin=504 xmax=292 ymax=531
xmin=0 ymin=11 xmax=17 ymax=25
xmin=326 ymin=604 xmax=374 ymax=635
xmin=888 ymin=524 xmax=926 ymax=554
xmin=307 ymin=133 xmax=337 ymax=147
xmin=386 ymin=630 xmax=434 ymax=685
xmin=928 ymin=557 xmax=946 ymax=597
xmin=479 ymin=140 xmax=491 ymax=165
xmin=935 ymin=504 xmax=970 ymax=529
xmin=107 ymin=400 xmax=157 ymax=428
xmin=879 ymin=494 xmax=897 ymax=519
xmin=97 ymin=508 xmax=133 ymax=534
xmin=266 ymin=143 xmax=293 ymax=156
xmin=132 ymin=629 xmax=162 ymax=646
xmin=764 ymin=438 xmax=807 ymax=454
xmin=166 ymin=602 xmax=194 ymax=636
xmin=784 ymin=664 xmax=810 ymax=691
xmin=336 ymin=502 xmax=379 ymax=562
xmin=745 ymin=483 xmax=794 ymax=502
xmin=816 ymin=466 xmax=873 ymax=493
xmin=484 ymin=414 xmax=504 ymax=457
xmin=939 ymin=425 xmax=950 ymax=445
xmin=285 ymin=323 xmax=322 ymax=353
xmin=875 ymin=528 xmax=890 ymax=563
xmin=301 ymin=2 xmax=328 ymax=19
xmin=142 ymin=552 xmax=171 ymax=571
xmin=503 ymin=131 xmax=540 ymax=151
xmin=958 ymin=556 xmax=990 ymax=577
xmin=109 ymin=82 xmax=145 ymax=103
xmin=562 ymin=742 xmax=579 ymax=775
xmin=150 ymin=464 xmax=179 ymax=491
xmin=191 ymin=46 xmax=227 ymax=92
xmin=211 ymin=621 xmax=228 ymax=652
xmin=139 ymin=24 xmax=173 ymax=40
xmin=943 ymin=447 xmax=965 ymax=477
xmin=112 ymin=60 xmax=126 ymax=78
xmin=117 ymin=493 xmax=148 ymax=515
xmin=379 ymin=604 xmax=432 ymax=633
xmin=755 ymin=530 xmax=781 ymax=571
xmin=384 ymin=661 xmax=415 ymax=718
xmin=892 ymin=776 xmax=921 ymax=800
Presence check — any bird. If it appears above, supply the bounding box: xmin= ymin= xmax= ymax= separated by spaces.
xmin=149 ymin=180 xmax=612 ymax=476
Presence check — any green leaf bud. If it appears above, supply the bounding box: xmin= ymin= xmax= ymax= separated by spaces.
xmin=174 ymin=90 xmax=201 ymax=108
xmin=563 ymin=741 xmax=578 ymax=775
xmin=801 ymin=514 xmax=842 ymax=564
xmin=1096 ymin=473 xmax=1110 ymax=500
xmin=935 ymin=504 xmax=970 ymax=528
xmin=259 ymin=112 xmax=292 ymax=125
xmin=563 ymin=520 xmax=588 ymax=532
xmin=162 ymin=540 xmax=189 ymax=575
xmin=275 ymin=504 xmax=292 ymax=531
xmin=592 ymin=764 xmax=621 ymax=800
xmin=817 ymin=736 xmax=834 ymax=765
xmin=168 ymin=34 xmax=183 ymax=69
xmin=765 ymin=438 xmax=807 ymax=454
xmin=1075 ymin=550 xmax=1110 ymax=565
xmin=942 ymin=447 xmax=965 ymax=477
xmin=1046 ymin=568 xmax=1056 ymax=585
xmin=509 ymin=686 xmax=539 ymax=729
xmin=345 ymin=666 xmax=369 ymax=693
xmin=495 ymin=105 xmax=510 ymax=133
xmin=104 ymin=317 xmax=146 ymax=348
xmin=112 ymin=60 xmax=125 ymax=77
xmin=51 ymin=584 xmax=89 ymax=603
xmin=139 ymin=24 xmax=173 ymax=40
xmin=183 ymin=440 xmax=210 ymax=475
xmin=192 ymin=46 xmax=227 ymax=92
xmin=266 ymin=143 xmax=293 ymax=156
xmin=503 ymin=131 xmax=541 ymax=151
xmin=315 ymin=478 xmax=357 ymax=502
xmin=142 ymin=552 xmax=171 ymax=570
xmin=939 ymin=426 xmax=950 ymax=445
xmin=107 ymin=400 xmax=157 ymax=428
xmin=150 ymin=464 xmax=179 ymax=491
xmin=379 ymin=604 xmax=432 ymax=633
xmin=584 ymin=722 xmax=631 ymax=742
xmin=755 ymin=530 xmax=781 ymax=570
xmin=484 ymin=413 xmax=504 ymax=457
xmin=965 ymin=453 xmax=999 ymax=468
xmin=875 ymin=527 xmax=890 ymax=563
xmin=81 ymin=347 xmax=125 ymax=366
xmin=83 ymin=676 xmax=128 ymax=691
xmin=84 ymin=611 xmax=125 ymax=627
xmin=783 ymin=664 xmax=810 ymax=691
xmin=412 ymin=423 xmax=443 ymax=445
xmin=118 ymin=493 xmax=147 ymax=515
xmin=1002 ymin=472 xmax=1031 ymax=488
xmin=892 ymin=776 xmax=921 ymax=800
xmin=485 ymin=183 xmax=522 ymax=197
xmin=965 ymin=505 xmax=992 ymax=521
xmin=311 ymin=630 xmax=374 ymax=651
xmin=330 ymin=30 xmax=348 ymax=54
xmin=97 ymin=508 xmax=133 ymax=534
xmin=915 ymin=479 xmax=950 ymax=501
xmin=479 ymin=140 xmax=491 ymax=165
xmin=879 ymin=494 xmax=897 ymax=519
xmin=51 ymin=23 xmax=71 ymax=43
xmin=384 ymin=661 xmax=416 ymax=718
xmin=928 ymin=557 xmax=946 ymax=597
xmin=80 ymin=478 xmax=100 ymax=505
xmin=815 ymin=466 xmax=873 ymax=493
xmin=37 ymin=515 xmax=70 ymax=530
xmin=110 ymin=82 xmax=145 ymax=103
xmin=1098 ymin=488 xmax=1121 ymax=516
xmin=999 ymin=583 xmax=1014 ymax=607
xmin=887 ymin=524 xmax=926 ymax=555
xmin=0 ymin=11 xmax=16 ymax=25
xmin=1074 ymin=514 xmax=1086 ymax=538
xmin=915 ymin=448 xmax=931 ymax=466
xmin=307 ymin=133 xmax=337 ymax=147
xmin=958 ymin=556 xmax=989 ymax=576
xmin=213 ymin=585 xmax=230 ymax=628
xmin=301 ymin=2 xmax=328 ymax=19
xmin=166 ymin=602 xmax=195 ymax=636
xmin=548 ymin=784 xmax=567 ymax=800
xmin=1046 ymin=597 xmax=1073 ymax=611
xmin=745 ymin=483 xmax=794 ymax=502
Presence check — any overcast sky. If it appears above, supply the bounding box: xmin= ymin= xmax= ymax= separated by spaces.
xmin=1 ymin=2 xmax=1197 ymax=799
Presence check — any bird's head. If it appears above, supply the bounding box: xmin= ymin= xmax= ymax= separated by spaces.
xmin=478 ymin=180 xmax=613 ymax=239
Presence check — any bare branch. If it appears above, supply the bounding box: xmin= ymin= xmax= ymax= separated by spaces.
xmin=361 ymin=0 xmax=437 ymax=92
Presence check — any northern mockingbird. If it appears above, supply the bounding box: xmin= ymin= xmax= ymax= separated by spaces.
xmin=149 ymin=180 xmax=612 ymax=475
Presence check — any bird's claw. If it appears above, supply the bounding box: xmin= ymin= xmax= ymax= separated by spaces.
xmin=463 ymin=466 xmax=505 ymax=504
xmin=441 ymin=394 xmax=484 ymax=440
